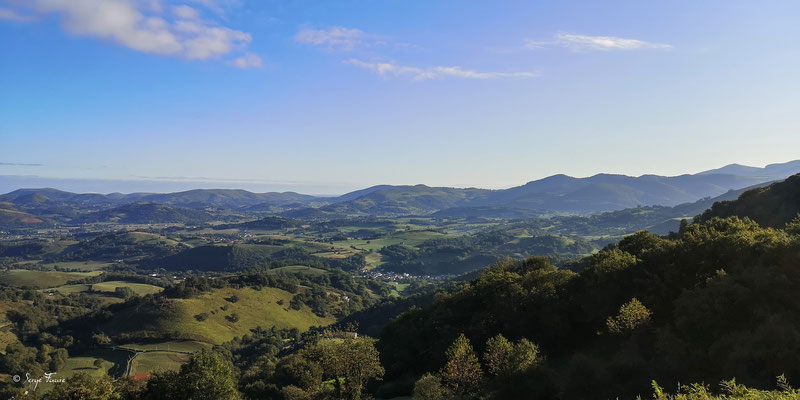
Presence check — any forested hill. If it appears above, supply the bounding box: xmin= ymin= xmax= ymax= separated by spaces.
xmin=696 ymin=173 xmax=800 ymax=228
xmin=372 ymin=176 xmax=800 ymax=398
xmin=376 ymin=216 xmax=800 ymax=399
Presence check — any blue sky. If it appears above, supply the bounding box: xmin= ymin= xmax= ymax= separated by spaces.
xmin=1 ymin=0 xmax=799 ymax=194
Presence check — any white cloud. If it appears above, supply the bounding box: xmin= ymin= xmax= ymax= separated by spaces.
xmin=526 ymin=32 xmax=672 ymax=52
xmin=0 ymin=7 xmax=36 ymax=22
xmin=172 ymin=5 xmax=200 ymax=20
xmin=186 ymin=0 xmax=237 ymax=16
xmin=295 ymin=26 xmax=383 ymax=51
xmin=345 ymin=59 xmax=538 ymax=81
xmin=4 ymin=0 xmax=259 ymax=66
xmin=227 ymin=52 xmax=262 ymax=69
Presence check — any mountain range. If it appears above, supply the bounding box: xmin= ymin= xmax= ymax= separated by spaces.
xmin=1 ymin=160 xmax=799 ymax=225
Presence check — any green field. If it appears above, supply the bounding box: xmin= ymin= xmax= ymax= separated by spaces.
xmin=333 ymin=230 xmax=455 ymax=252
xmin=105 ymin=286 xmax=335 ymax=345
xmin=120 ymin=340 xmax=211 ymax=353
xmin=91 ymin=281 xmax=164 ymax=296
xmin=44 ymin=284 xmax=91 ymax=294
xmin=35 ymin=349 xmax=129 ymax=392
xmin=389 ymin=283 xmax=410 ymax=296
xmin=130 ymin=352 xmax=189 ymax=376
xmin=37 ymin=260 xmax=113 ymax=271
xmin=0 ymin=269 xmax=102 ymax=288
xmin=267 ymin=265 xmax=328 ymax=277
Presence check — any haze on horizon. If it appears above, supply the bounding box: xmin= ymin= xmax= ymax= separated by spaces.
xmin=1 ymin=1 xmax=799 ymax=195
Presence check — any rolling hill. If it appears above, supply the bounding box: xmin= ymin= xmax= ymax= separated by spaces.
xmin=3 ymin=160 xmax=799 ymax=220
xmin=696 ymin=173 xmax=800 ymax=228
xmin=103 ymin=286 xmax=334 ymax=345
xmin=78 ymin=202 xmax=214 ymax=224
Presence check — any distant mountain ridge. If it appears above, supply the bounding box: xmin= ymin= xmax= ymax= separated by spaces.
xmin=1 ymin=160 xmax=799 ymax=222
xmin=299 ymin=160 xmax=800 ymax=216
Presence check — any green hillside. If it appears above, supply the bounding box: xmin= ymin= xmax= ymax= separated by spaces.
xmin=697 ymin=173 xmax=800 ymax=228
xmin=79 ymin=202 xmax=214 ymax=224
xmin=377 ymin=217 xmax=800 ymax=399
xmin=0 ymin=269 xmax=101 ymax=288
xmin=152 ymin=244 xmax=284 ymax=271
xmin=104 ymin=286 xmax=334 ymax=345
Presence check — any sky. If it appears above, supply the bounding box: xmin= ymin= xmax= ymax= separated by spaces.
xmin=1 ymin=0 xmax=799 ymax=195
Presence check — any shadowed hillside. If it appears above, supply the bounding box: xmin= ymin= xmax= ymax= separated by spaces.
xmin=697 ymin=173 xmax=800 ymax=228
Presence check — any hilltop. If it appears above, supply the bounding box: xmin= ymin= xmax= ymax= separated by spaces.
xmin=697 ymin=173 xmax=800 ymax=228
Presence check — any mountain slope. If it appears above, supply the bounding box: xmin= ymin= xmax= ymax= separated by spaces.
xmin=294 ymin=161 xmax=800 ymax=216
xmin=78 ymin=202 xmax=214 ymax=224
xmin=696 ymin=173 xmax=800 ymax=228
xmin=137 ymin=189 xmax=318 ymax=208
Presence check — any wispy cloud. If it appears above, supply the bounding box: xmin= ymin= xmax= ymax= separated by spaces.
xmin=0 ymin=162 xmax=43 ymax=167
xmin=345 ymin=59 xmax=538 ymax=81
xmin=0 ymin=7 xmax=36 ymax=22
xmin=295 ymin=26 xmax=385 ymax=51
xmin=227 ymin=52 xmax=262 ymax=69
xmin=2 ymin=0 xmax=260 ymax=68
xmin=526 ymin=32 xmax=672 ymax=52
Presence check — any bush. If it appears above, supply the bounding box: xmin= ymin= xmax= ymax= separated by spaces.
xmin=195 ymin=312 xmax=210 ymax=322
xmin=413 ymin=373 xmax=448 ymax=400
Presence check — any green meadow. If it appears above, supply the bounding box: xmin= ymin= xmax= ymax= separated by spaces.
xmin=0 ymin=269 xmax=102 ymax=288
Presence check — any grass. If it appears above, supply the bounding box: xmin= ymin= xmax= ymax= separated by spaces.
xmin=127 ymin=232 xmax=182 ymax=247
xmin=0 ymin=270 xmax=102 ymax=288
xmin=334 ymin=230 xmax=455 ymax=252
xmin=43 ymin=284 xmax=91 ymax=294
xmin=130 ymin=352 xmax=189 ymax=375
xmin=35 ymin=349 xmax=129 ymax=393
xmin=105 ymin=286 xmax=335 ymax=345
xmin=389 ymin=283 xmax=410 ymax=296
xmin=37 ymin=260 xmax=112 ymax=271
xmin=267 ymin=265 xmax=328 ymax=277
xmin=119 ymin=340 xmax=211 ymax=353
xmin=91 ymin=281 xmax=164 ymax=296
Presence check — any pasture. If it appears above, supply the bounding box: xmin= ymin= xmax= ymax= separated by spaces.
xmin=0 ymin=269 xmax=102 ymax=288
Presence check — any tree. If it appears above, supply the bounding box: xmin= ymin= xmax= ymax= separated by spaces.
xmin=93 ymin=358 xmax=104 ymax=369
xmin=50 ymin=348 xmax=69 ymax=372
xmin=177 ymin=349 xmax=241 ymax=400
xmin=280 ymin=385 xmax=311 ymax=400
xmin=508 ymin=338 xmax=540 ymax=374
xmin=440 ymin=334 xmax=483 ymax=397
xmin=303 ymin=337 xmax=384 ymax=400
xmin=92 ymin=333 xmax=111 ymax=346
xmin=484 ymin=335 xmax=541 ymax=377
xmin=274 ymin=353 xmax=323 ymax=392
xmin=142 ymin=349 xmax=241 ymax=400
xmin=786 ymin=214 xmax=800 ymax=236
xmin=115 ymin=286 xmax=136 ymax=299
xmin=114 ymin=376 xmax=147 ymax=400
xmin=606 ymin=298 xmax=652 ymax=335
xmin=484 ymin=334 xmax=513 ymax=376
xmin=413 ymin=373 xmax=449 ymax=400
xmin=47 ymin=372 xmax=115 ymax=400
